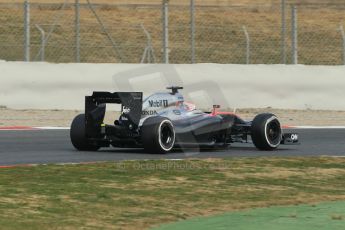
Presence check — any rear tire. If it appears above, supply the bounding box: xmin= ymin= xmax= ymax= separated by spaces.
xmin=251 ymin=113 xmax=282 ymax=151
xmin=70 ymin=114 xmax=100 ymax=151
xmin=141 ymin=117 xmax=175 ymax=154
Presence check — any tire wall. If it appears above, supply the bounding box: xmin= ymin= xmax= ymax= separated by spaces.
xmin=1 ymin=62 xmax=345 ymax=110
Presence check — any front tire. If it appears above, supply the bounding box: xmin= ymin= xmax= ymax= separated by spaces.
xmin=70 ymin=114 xmax=100 ymax=151
xmin=141 ymin=117 xmax=176 ymax=154
xmin=251 ymin=113 xmax=282 ymax=151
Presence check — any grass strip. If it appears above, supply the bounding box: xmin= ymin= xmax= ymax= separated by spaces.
xmin=0 ymin=157 xmax=345 ymax=229
xmin=153 ymin=201 xmax=345 ymax=230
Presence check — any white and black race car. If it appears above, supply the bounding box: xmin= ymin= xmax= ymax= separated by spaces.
xmin=70 ymin=86 xmax=298 ymax=153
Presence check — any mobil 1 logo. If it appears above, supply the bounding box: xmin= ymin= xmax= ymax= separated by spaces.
xmin=149 ymin=100 xmax=168 ymax=108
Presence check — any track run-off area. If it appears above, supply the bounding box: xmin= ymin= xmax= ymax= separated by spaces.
xmin=0 ymin=127 xmax=344 ymax=166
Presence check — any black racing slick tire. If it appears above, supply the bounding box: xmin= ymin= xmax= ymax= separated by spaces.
xmin=141 ymin=117 xmax=176 ymax=154
xmin=251 ymin=113 xmax=282 ymax=151
xmin=70 ymin=114 xmax=100 ymax=151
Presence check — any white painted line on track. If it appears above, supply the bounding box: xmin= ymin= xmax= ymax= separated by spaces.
xmin=1 ymin=126 xmax=345 ymax=131
xmin=287 ymin=126 xmax=345 ymax=129
xmin=31 ymin=126 xmax=345 ymax=130
xmin=0 ymin=126 xmax=70 ymax=131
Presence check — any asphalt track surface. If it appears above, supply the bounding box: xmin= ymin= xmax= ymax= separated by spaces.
xmin=0 ymin=129 xmax=344 ymax=165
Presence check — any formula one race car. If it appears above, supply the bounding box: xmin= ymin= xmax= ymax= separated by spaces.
xmin=70 ymin=87 xmax=299 ymax=153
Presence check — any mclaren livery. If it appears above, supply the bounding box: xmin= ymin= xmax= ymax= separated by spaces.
xmin=70 ymin=87 xmax=299 ymax=153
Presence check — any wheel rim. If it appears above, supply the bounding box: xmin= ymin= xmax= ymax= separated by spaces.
xmin=158 ymin=120 xmax=175 ymax=151
xmin=264 ymin=117 xmax=281 ymax=147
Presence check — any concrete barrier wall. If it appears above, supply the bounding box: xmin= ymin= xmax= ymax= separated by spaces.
xmin=1 ymin=61 xmax=345 ymax=110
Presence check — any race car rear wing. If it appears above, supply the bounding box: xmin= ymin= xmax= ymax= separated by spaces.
xmin=85 ymin=92 xmax=143 ymax=137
